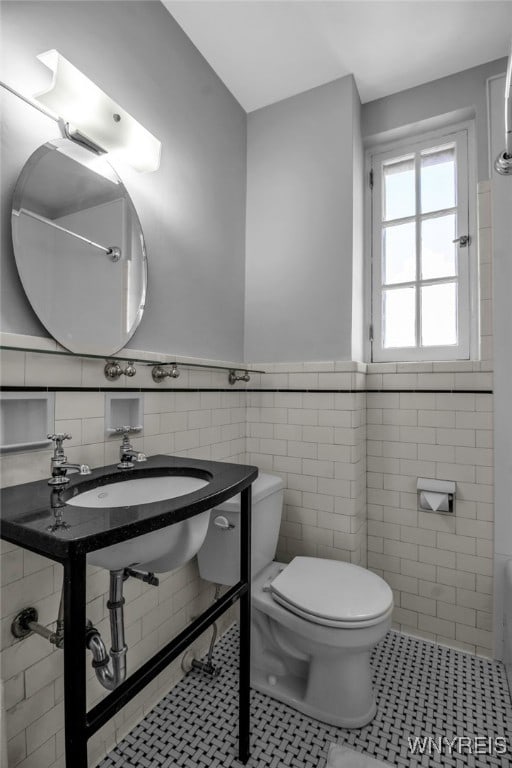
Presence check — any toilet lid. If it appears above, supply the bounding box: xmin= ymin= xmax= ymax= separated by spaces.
xmin=270 ymin=557 xmax=393 ymax=624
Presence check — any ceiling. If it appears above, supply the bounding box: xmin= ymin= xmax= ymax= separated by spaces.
xmin=164 ymin=1 xmax=512 ymax=112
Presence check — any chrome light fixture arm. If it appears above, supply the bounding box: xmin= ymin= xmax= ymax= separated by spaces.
xmin=495 ymin=40 xmax=512 ymax=176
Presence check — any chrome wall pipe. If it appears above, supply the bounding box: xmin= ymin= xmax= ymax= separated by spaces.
xmin=86 ymin=569 xmax=127 ymax=691
xmin=11 ymin=588 xmax=65 ymax=648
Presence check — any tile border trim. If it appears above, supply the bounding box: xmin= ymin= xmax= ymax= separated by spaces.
xmin=0 ymin=386 xmax=494 ymax=395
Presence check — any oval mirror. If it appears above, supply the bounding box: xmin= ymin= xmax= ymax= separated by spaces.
xmin=11 ymin=139 xmax=147 ymax=356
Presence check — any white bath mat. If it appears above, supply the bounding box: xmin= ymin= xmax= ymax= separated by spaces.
xmin=326 ymin=743 xmax=393 ymax=768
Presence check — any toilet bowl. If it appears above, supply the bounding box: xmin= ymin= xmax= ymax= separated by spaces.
xmin=197 ymin=473 xmax=393 ymax=728
xmin=251 ymin=559 xmax=393 ymax=727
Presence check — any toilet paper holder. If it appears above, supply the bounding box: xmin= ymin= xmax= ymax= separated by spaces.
xmin=417 ymin=478 xmax=456 ymax=515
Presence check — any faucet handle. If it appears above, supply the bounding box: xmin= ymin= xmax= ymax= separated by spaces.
xmin=47 ymin=433 xmax=72 ymax=450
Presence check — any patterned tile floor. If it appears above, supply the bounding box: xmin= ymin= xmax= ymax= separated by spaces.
xmin=99 ymin=626 xmax=512 ymax=768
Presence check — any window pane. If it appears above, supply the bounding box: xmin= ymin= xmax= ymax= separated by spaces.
xmin=383 ymin=156 xmax=415 ymax=221
xmin=421 ymin=214 xmax=456 ymax=280
xmin=383 ymin=287 xmax=416 ymax=348
xmin=421 ymin=145 xmax=455 ymax=214
xmin=421 ymin=282 xmax=457 ymax=346
xmin=383 ymin=222 xmax=416 ymax=284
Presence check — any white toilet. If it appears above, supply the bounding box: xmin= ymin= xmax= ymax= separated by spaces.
xmin=197 ymin=473 xmax=393 ymax=728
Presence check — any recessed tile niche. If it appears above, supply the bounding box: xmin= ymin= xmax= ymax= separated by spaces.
xmin=105 ymin=392 xmax=144 ymax=435
xmin=0 ymin=392 xmax=55 ymax=452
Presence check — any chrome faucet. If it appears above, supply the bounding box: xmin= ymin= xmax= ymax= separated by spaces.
xmin=47 ymin=433 xmax=91 ymax=486
xmin=118 ymin=433 xmax=147 ymax=469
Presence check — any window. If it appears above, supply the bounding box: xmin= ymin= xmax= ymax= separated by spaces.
xmin=369 ymin=129 xmax=473 ymax=361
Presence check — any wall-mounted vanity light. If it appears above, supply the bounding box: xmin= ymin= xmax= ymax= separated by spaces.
xmin=33 ymin=50 xmax=161 ymax=173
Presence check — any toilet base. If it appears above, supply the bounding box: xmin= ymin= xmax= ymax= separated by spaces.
xmin=251 ymin=666 xmax=377 ymax=728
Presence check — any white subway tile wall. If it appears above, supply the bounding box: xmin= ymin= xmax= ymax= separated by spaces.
xmin=366 ymin=389 xmax=493 ymax=656
xmin=246 ymin=390 xmax=367 ymax=567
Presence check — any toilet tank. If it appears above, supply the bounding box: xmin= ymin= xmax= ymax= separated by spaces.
xmin=197 ymin=473 xmax=284 ymax=586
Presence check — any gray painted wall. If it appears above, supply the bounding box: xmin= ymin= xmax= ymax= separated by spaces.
xmin=0 ymin=1 xmax=247 ymax=361
xmin=244 ymin=76 xmax=361 ymax=363
xmin=362 ymin=58 xmax=507 ymax=182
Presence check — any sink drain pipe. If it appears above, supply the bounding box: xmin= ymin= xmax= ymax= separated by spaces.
xmin=86 ymin=569 xmax=127 ymax=691
xmin=12 ymin=566 xmax=159 ymax=693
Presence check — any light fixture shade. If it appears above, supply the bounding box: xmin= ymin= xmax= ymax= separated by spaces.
xmin=34 ymin=50 xmax=161 ymax=173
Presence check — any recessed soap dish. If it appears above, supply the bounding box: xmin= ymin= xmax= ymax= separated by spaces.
xmin=0 ymin=392 xmax=55 ymax=453
xmin=105 ymin=393 xmax=144 ymax=435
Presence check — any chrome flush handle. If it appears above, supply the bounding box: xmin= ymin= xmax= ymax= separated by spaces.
xmin=213 ymin=515 xmax=235 ymax=531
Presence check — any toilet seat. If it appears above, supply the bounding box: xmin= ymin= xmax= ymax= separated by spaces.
xmin=269 ymin=557 xmax=393 ymax=629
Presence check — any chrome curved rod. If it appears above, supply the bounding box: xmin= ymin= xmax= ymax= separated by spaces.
xmin=495 ymin=40 xmax=512 ymax=175
xmin=505 ymin=40 xmax=512 ymax=157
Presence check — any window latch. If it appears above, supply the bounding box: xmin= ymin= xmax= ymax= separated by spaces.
xmin=453 ymin=234 xmax=471 ymax=247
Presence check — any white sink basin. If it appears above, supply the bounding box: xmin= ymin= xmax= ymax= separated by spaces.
xmin=67 ymin=474 xmax=211 ymax=573
xmin=67 ymin=475 xmax=209 ymax=508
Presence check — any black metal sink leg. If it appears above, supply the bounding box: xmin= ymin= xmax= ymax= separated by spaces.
xmin=239 ymin=486 xmax=252 ymax=764
xmin=63 ymin=553 xmax=88 ymax=768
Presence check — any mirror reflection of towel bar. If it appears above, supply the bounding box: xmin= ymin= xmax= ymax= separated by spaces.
xmin=14 ymin=207 xmax=121 ymax=261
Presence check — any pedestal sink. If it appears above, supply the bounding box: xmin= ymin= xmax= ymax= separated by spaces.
xmin=67 ymin=474 xmax=211 ymax=572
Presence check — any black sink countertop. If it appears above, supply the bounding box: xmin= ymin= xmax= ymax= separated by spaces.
xmin=0 ymin=455 xmax=258 ymax=561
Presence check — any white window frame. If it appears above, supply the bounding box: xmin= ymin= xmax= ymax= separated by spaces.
xmin=366 ymin=123 xmax=477 ymax=363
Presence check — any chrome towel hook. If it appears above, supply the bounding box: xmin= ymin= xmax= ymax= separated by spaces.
xmin=229 ymin=370 xmax=250 ymax=385
xmin=104 ymin=361 xmax=136 ymax=380
xmin=152 ymin=364 xmax=180 ymax=383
